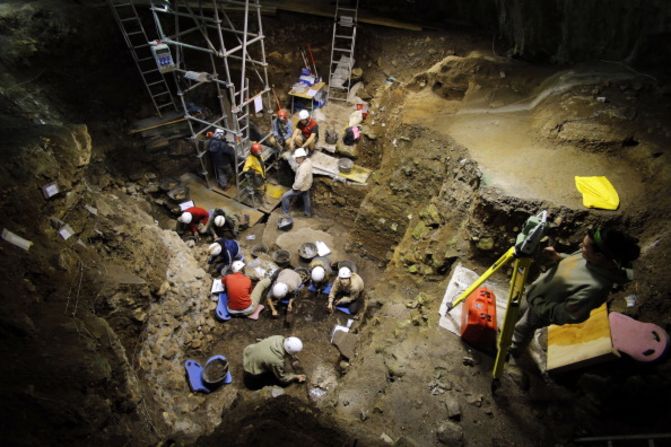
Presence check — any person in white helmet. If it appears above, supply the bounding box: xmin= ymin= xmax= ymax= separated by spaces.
xmin=289 ymin=109 xmax=318 ymax=152
xmin=280 ymin=147 xmax=313 ymax=217
xmin=242 ymin=335 xmax=306 ymax=389
xmin=257 ymin=268 xmax=303 ymax=318
xmin=176 ymin=205 xmax=209 ymax=237
xmin=207 ymin=237 xmax=243 ymax=275
xmin=328 ymin=266 xmax=365 ymax=314
xmin=205 ymin=208 xmax=238 ymax=239
xmin=223 ymin=261 xmax=264 ymax=317
xmin=308 ymin=256 xmax=333 ymax=296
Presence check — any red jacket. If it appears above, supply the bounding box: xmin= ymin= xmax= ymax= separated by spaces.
xmin=298 ymin=118 xmax=319 ymax=138
xmin=185 ymin=206 xmax=209 ymax=234
xmin=223 ymin=272 xmax=252 ymax=310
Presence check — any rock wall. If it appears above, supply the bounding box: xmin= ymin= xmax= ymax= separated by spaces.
xmin=495 ymin=0 xmax=671 ymax=63
xmin=364 ymin=0 xmax=671 ymax=65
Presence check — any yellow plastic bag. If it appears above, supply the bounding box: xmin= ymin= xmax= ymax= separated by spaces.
xmin=574 ymin=176 xmax=620 ymax=210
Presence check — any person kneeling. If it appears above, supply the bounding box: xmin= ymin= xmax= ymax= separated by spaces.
xmin=327 ymin=267 xmax=365 ymax=315
xmin=223 ymin=261 xmax=262 ymax=317
xmin=242 ymin=335 xmax=306 ymax=389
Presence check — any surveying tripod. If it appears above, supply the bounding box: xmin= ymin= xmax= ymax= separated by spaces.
xmin=446 ymin=210 xmax=548 ymax=392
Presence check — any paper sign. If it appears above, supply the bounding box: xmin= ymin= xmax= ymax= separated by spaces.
xmin=42 ymin=182 xmax=60 ymax=199
xmin=59 ymin=224 xmax=74 ymax=240
xmin=179 ymin=201 xmax=194 ymax=211
xmin=253 ymin=95 xmax=263 ymax=113
xmin=211 ymin=278 xmax=224 ymax=294
xmin=315 ymin=241 xmax=331 ymax=257
xmin=307 ymin=89 xmax=317 ymax=97
xmin=2 ymin=228 xmax=33 ymax=251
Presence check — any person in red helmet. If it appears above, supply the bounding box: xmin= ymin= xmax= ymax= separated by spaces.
xmin=242 ymin=142 xmax=267 ymax=203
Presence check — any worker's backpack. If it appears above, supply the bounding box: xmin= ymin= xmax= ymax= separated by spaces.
xmin=343 ymin=126 xmax=361 ymax=146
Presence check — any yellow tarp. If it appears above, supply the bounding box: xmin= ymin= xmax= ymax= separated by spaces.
xmin=575 ymin=176 xmax=620 ymax=210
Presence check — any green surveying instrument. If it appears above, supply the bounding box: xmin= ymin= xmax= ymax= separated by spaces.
xmin=446 ymin=210 xmax=548 ymax=392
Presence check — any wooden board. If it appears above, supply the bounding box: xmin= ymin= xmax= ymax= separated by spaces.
xmin=209 ymin=179 xmax=288 ymax=215
xmin=178 ymin=173 xmax=265 ymax=227
xmin=310 ymin=151 xmax=371 ymax=184
xmin=547 ymin=304 xmax=619 ymax=373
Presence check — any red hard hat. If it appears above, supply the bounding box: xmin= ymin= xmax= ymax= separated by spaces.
xmin=277 ymin=109 xmax=289 ymax=119
xmin=251 ymin=143 xmax=263 ymax=155
xmin=206 ymin=131 xmax=214 ymax=139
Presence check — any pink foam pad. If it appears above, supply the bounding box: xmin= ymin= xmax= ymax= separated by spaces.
xmin=609 ymin=312 xmax=669 ymax=362
xmin=247 ymin=305 xmax=264 ymax=321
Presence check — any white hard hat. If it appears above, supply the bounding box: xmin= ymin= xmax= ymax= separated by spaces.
xmin=178 ymin=212 xmax=193 ymax=224
xmin=214 ymin=215 xmax=226 ymax=227
xmin=209 ymin=242 xmax=222 ymax=256
xmin=311 ymin=266 xmax=325 ymax=282
xmin=338 ymin=267 xmax=352 ymax=279
xmin=293 ymin=148 xmax=308 ymax=158
xmin=214 ymin=128 xmax=224 ymax=137
xmin=283 ymin=336 xmax=303 ymax=355
xmin=231 ymin=260 xmax=245 ymax=273
xmin=272 ymin=282 xmax=289 ymax=299
xmin=298 ymin=109 xmax=310 ymax=120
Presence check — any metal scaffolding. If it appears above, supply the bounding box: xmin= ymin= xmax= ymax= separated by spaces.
xmin=149 ymin=0 xmax=273 ymax=195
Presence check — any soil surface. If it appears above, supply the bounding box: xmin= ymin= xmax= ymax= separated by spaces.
xmin=1 ymin=3 xmax=671 ymax=447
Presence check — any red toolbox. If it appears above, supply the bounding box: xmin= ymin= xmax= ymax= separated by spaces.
xmin=460 ymin=287 xmax=497 ymax=352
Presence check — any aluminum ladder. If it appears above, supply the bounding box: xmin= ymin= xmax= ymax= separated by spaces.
xmin=327 ymin=0 xmax=359 ymax=103
xmin=109 ymin=0 xmax=178 ymax=116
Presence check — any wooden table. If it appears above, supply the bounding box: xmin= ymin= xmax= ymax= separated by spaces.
xmin=288 ymin=81 xmax=326 ymax=113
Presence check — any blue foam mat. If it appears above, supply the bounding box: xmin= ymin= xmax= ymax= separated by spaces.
xmin=184 ymin=360 xmax=209 ymax=393
xmin=336 ymin=305 xmax=352 ymax=315
xmin=216 ymin=292 xmax=232 ymax=321
xmin=185 ymin=356 xmax=234 ymax=394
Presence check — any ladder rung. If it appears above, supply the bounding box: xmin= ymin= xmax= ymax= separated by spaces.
xmin=153 ymin=91 xmax=171 ymax=97
xmin=141 ymin=68 xmax=159 ymax=75
xmin=138 ymin=56 xmax=153 ymax=63
xmin=147 ymin=80 xmax=166 ymax=87
xmin=120 ymin=17 xmax=139 ymax=23
xmin=335 ymin=34 xmax=354 ymax=39
xmin=334 ymin=48 xmax=352 ymax=52
xmin=329 ymin=85 xmax=348 ymax=90
xmin=338 ymin=7 xmax=357 ymax=12
xmin=127 ymin=31 xmax=144 ymax=36
xmin=157 ymin=103 xmax=174 ymax=109
xmin=113 ymin=2 xmax=133 ymax=6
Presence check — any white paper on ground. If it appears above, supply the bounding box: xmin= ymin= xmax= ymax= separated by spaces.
xmin=315 ymin=240 xmax=331 ymax=256
xmin=211 ymin=278 xmax=224 ymax=294
xmin=438 ymin=262 xmax=510 ymax=336
xmin=179 ymin=200 xmax=195 ymax=211
xmin=1 ymin=228 xmax=33 ymax=251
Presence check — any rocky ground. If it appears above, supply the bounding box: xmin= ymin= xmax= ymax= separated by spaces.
xmin=1 ymin=2 xmax=671 ymax=447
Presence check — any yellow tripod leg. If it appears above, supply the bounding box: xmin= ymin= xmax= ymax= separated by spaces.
xmin=446 ymin=247 xmax=516 ymax=312
xmin=491 ymin=256 xmax=532 ymax=390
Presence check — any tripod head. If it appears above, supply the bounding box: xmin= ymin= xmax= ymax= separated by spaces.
xmin=514 ymin=210 xmax=548 ymax=257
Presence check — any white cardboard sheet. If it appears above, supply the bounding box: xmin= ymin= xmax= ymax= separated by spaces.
xmin=438 ymin=263 xmax=510 ymax=336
